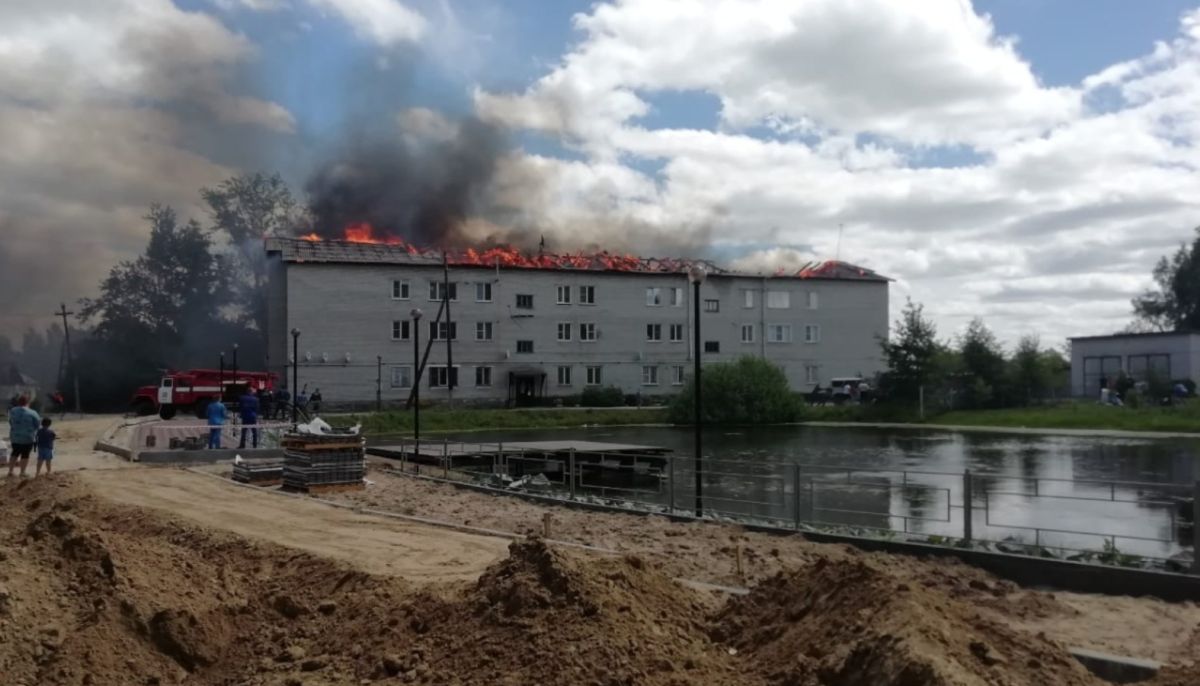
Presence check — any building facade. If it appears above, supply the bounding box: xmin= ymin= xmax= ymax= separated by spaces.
xmin=266 ymin=238 xmax=890 ymax=406
xmin=1070 ymin=331 xmax=1200 ymax=397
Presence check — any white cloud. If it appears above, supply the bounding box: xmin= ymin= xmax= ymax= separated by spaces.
xmin=306 ymin=0 xmax=426 ymax=46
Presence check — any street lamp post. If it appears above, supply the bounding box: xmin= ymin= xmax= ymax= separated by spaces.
xmin=219 ymin=352 xmax=225 ymax=404
xmin=689 ymin=265 xmax=707 ymax=517
xmin=290 ymin=328 xmax=301 ymax=424
xmin=411 ymin=308 xmax=423 ymax=441
xmin=232 ymin=343 xmax=239 ymax=387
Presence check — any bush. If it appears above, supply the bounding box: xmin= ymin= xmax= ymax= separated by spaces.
xmin=580 ymin=385 xmax=624 ymax=407
xmin=668 ymin=356 xmax=804 ymax=425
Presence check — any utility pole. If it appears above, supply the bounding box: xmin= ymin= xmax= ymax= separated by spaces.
xmin=443 ymin=252 xmax=454 ymax=406
xmin=56 ymin=304 xmax=81 ymax=413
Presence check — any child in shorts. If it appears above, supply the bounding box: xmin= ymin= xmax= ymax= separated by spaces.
xmin=35 ymin=418 xmax=55 ymax=476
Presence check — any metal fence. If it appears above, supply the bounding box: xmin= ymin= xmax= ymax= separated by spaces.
xmin=130 ymin=421 xmax=295 ymax=456
xmin=372 ymin=437 xmax=1198 ymax=569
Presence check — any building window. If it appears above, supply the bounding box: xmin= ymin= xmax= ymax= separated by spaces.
xmin=704 ymin=299 xmax=720 ymax=313
xmin=475 ymin=282 xmax=492 ymax=302
xmin=579 ymin=323 xmax=597 ymax=341
xmin=391 ymin=320 xmax=411 ymax=341
xmin=646 ymin=323 xmax=662 ymax=342
xmin=557 ymin=366 xmax=572 ymax=386
xmin=807 ymin=291 xmax=818 ymax=310
xmin=429 ymin=281 xmax=457 ymax=301
xmin=669 ymin=324 xmax=684 ymax=342
xmin=805 ymin=324 xmax=820 ymax=343
xmin=429 ymin=366 xmax=459 ymax=388
xmin=516 ymin=294 xmax=534 ymax=309
xmin=556 ymin=285 xmax=572 ymax=304
xmin=805 ymin=365 xmax=819 ymax=384
xmin=670 ymin=287 xmax=683 ymax=306
xmin=557 ymin=322 xmax=572 ymax=341
xmin=704 ymin=341 xmax=720 ymax=354
xmin=742 ymin=289 xmax=754 ymax=308
xmin=391 ymin=280 xmax=409 ymax=300
xmin=579 ymin=285 xmax=596 ymax=305
xmin=740 ymin=324 xmax=755 ymax=343
xmin=671 ymin=365 xmax=685 ymax=385
xmin=768 ymin=324 xmax=792 ymax=343
xmin=429 ymin=321 xmax=457 ymax=341
xmin=766 ymin=291 xmax=790 ymax=309
xmin=476 ymin=322 xmax=493 ymax=341
xmin=390 ymin=366 xmax=412 ymax=388
xmin=641 ymin=365 xmax=658 ymax=385
xmin=475 ymin=366 xmax=492 ymax=387
xmin=516 ymin=340 xmax=534 ymax=354
xmin=586 ymin=366 xmax=602 ymax=385
xmin=646 ymin=287 xmax=662 ymax=306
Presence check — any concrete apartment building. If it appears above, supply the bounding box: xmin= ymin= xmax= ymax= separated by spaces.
xmin=1070 ymin=331 xmax=1200 ymax=397
xmin=265 ymin=238 xmax=890 ymax=406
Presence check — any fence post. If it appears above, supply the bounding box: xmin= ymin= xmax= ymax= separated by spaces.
xmin=443 ymin=437 xmax=449 ymax=479
xmin=919 ymin=385 xmax=925 ymax=421
xmin=962 ymin=469 xmax=973 ymax=543
xmin=792 ymin=463 xmax=802 ymax=530
xmin=498 ymin=441 xmax=504 ymax=476
xmin=668 ymin=454 xmax=675 ymax=513
xmin=568 ymin=448 xmax=577 ymax=499
xmin=1192 ymin=481 xmax=1200 ymax=574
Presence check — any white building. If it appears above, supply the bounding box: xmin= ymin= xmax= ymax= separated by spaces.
xmin=1070 ymin=331 xmax=1200 ymax=397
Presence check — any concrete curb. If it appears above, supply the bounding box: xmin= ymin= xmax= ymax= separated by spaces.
xmin=801 ymin=420 xmax=1200 ymax=439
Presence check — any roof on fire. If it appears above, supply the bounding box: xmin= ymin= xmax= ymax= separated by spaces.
xmin=264 ymin=237 xmax=890 ymax=282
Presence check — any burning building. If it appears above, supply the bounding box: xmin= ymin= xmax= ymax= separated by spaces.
xmin=264 ymin=233 xmax=889 ymax=407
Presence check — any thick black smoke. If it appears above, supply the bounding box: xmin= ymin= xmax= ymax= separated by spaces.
xmin=304 ymin=118 xmax=506 ymax=247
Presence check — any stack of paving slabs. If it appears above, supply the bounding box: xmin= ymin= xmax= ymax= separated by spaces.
xmin=231 ymin=459 xmax=284 ymax=486
xmin=281 ymin=431 xmax=366 ymax=493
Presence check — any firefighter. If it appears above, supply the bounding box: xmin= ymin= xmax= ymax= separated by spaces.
xmin=205 ymin=396 xmax=226 ymax=449
xmin=238 ymin=388 xmax=260 ymax=449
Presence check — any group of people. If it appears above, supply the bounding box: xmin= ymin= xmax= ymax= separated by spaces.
xmin=203 ymin=385 xmax=323 ymax=449
xmin=6 ymin=396 xmax=56 ymax=477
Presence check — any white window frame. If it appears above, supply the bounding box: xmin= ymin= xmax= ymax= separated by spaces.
xmin=704 ymin=340 xmax=720 ymax=354
xmin=586 ymin=366 xmax=602 ymax=386
xmin=391 ymin=320 xmax=411 ymax=341
xmin=557 ymin=322 xmax=572 ymax=341
xmin=768 ymin=324 xmax=792 ymax=343
xmin=390 ymin=365 xmax=412 ymax=388
xmin=556 ymin=285 xmax=572 ymax=305
xmin=475 ymin=282 xmax=492 ymax=302
xmin=807 ymin=291 xmax=819 ymax=310
xmin=645 ymin=287 xmax=662 ymax=306
xmin=805 ymin=324 xmax=821 ymax=343
xmin=669 ymin=287 xmax=683 ymax=307
xmin=805 ymin=365 xmax=819 ymax=384
xmin=740 ymin=324 xmax=755 ymax=343
xmin=475 ymin=366 xmax=493 ymax=387
xmin=704 ymin=299 xmax=720 ymax=313
xmin=579 ymin=285 xmax=596 ymax=305
xmin=766 ymin=291 xmax=790 ymax=309
xmin=668 ymin=324 xmax=684 ymax=342
xmin=475 ymin=321 xmax=493 ymax=341
xmin=671 ymin=365 xmax=685 ymax=385
xmin=641 ymin=365 xmax=659 ymax=386
xmin=516 ymin=339 xmax=534 ymax=354
xmin=742 ymin=289 xmax=754 ymax=308
xmin=557 ymin=366 xmax=572 ymax=386
xmin=428 ymin=366 xmax=459 ymax=388
xmin=429 ymin=281 xmax=458 ymax=302
xmin=646 ymin=323 xmax=662 ymax=342
xmin=516 ymin=293 xmax=534 ymax=309
xmin=580 ymin=323 xmax=597 ymax=342
xmin=429 ymin=321 xmax=457 ymax=341
xmin=391 ymin=279 xmax=410 ymax=300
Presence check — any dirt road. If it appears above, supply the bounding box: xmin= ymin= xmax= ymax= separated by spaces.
xmin=80 ymin=468 xmax=507 ymax=582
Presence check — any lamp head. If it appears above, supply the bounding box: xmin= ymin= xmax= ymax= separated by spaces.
xmin=411 ymin=308 xmax=424 ymax=321
xmin=688 ymin=264 xmax=707 ymax=284
xmin=290 ymin=327 xmax=300 ymax=338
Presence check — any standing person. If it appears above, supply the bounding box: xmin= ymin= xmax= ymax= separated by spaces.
xmin=273 ymin=387 xmax=289 ymax=420
xmin=258 ymin=388 xmax=273 ymax=423
xmin=205 ymin=396 xmax=226 ymax=449
xmin=7 ymin=396 xmax=41 ymax=478
xmin=35 ymin=418 xmax=56 ymax=476
xmin=310 ymin=388 xmax=323 ymax=415
xmin=238 ymin=388 xmax=260 ymax=449
xmin=295 ymin=386 xmax=309 ymax=416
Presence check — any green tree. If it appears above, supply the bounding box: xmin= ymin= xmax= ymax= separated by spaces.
xmin=879 ymin=299 xmax=943 ymax=403
xmin=1133 ymin=226 xmax=1200 ymax=331
xmin=1008 ymin=335 xmax=1052 ymax=405
xmin=668 ymin=356 xmax=803 ymax=425
xmin=958 ymin=318 xmax=1007 ymax=408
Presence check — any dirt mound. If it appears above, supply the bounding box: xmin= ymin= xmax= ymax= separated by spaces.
xmin=715 ymin=556 xmax=1100 ymax=686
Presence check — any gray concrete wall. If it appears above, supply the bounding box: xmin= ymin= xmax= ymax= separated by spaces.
xmin=1070 ymin=333 xmax=1200 ymax=397
xmin=266 ymin=255 xmax=289 ymax=385
xmin=278 ymin=262 xmax=888 ymax=404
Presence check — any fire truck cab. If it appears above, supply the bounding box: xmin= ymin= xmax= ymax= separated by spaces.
xmin=132 ymin=369 xmax=278 ymax=420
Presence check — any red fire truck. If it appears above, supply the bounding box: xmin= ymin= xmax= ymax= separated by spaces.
xmin=131 ymin=369 xmax=278 ymax=420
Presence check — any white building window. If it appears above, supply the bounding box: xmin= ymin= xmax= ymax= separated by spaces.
xmin=669 ymin=324 xmax=684 ymax=342
xmin=390 ymin=366 xmax=412 ymax=388
xmin=580 ymin=323 xmax=597 ymax=341
xmin=556 ymin=285 xmax=572 ymax=304
xmin=391 ymin=320 xmax=411 ymax=341
xmin=641 ymin=365 xmax=659 ymax=385
xmin=476 ymin=322 xmax=493 ymax=341
xmin=646 ymin=323 xmax=662 ymax=342
xmin=704 ymin=341 xmax=720 ymax=354
xmin=740 ymin=324 xmax=755 ymax=343
xmin=646 ymin=287 xmax=662 ymax=306
xmin=516 ymin=294 xmax=534 ymax=309
xmin=557 ymin=366 xmax=572 ymax=386
xmin=768 ymin=324 xmax=792 ymax=343
xmin=516 ymin=340 xmax=534 ymax=354
xmin=669 ymin=287 xmax=683 ymax=306
xmin=475 ymin=366 xmax=492 ymax=387
xmin=475 ymin=282 xmax=492 ymax=302
xmin=804 ymin=365 xmax=819 ymax=384
xmin=807 ymin=291 xmax=819 ymax=310
xmin=742 ymin=289 xmax=754 ymax=308
xmin=805 ymin=324 xmax=821 ymax=343
xmin=429 ymin=366 xmax=459 ymax=388
xmin=766 ymin=291 xmax=790 ymax=309
xmin=391 ymin=280 xmax=409 ymax=300
xmin=429 ymin=321 xmax=457 ymax=341
xmin=671 ymin=365 xmax=686 ymax=385
xmin=557 ymin=322 xmax=572 ymax=341
xmin=704 ymin=299 xmax=720 ymax=313
xmin=429 ymin=281 xmax=457 ymax=301
xmin=586 ymin=366 xmax=602 ymax=385
xmin=579 ymin=285 xmax=596 ymax=304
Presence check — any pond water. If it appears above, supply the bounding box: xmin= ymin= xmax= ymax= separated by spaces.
xmin=434 ymin=425 xmax=1200 ymax=560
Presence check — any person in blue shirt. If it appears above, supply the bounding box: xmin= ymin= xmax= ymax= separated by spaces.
xmin=35 ymin=417 xmax=56 ymax=476
xmin=7 ymin=396 xmax=41 ymax=477
xmin=205 ymin=396 xmax=227 ymax=449
xmin=238 ymin=389 xmax=260 ymax=449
